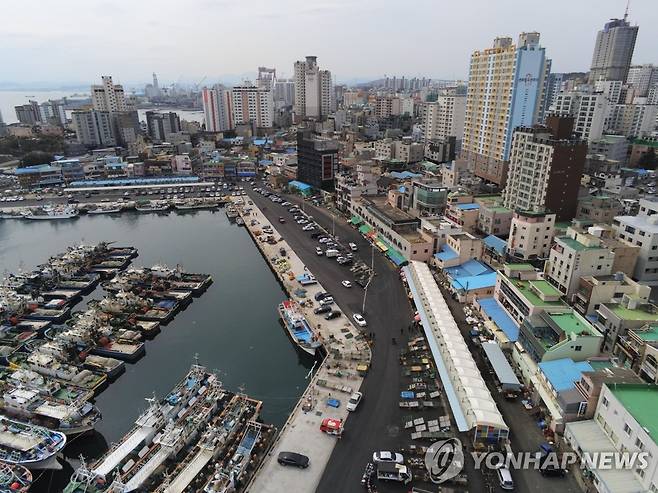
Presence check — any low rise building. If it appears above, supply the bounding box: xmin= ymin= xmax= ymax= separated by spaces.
xmin=519 ymin=310 xmax=603 ymax=363
xmin=565 ymin=383 xmax=658 ymax=493
xmin=475 ymin=195 xmax=513 ymax=236
xmin=596 ymin=297 xmax=658 ymax=352
xmin=613 ymin=199 xmax=658 ymax=285
xmin=445 ymin=202 xmax=479 ymax=233
xmin=614 ymin=325 xmax=658 ymax=384
xmin=507 ymin=210 xmax=556 ymax=261
xmin=433 ymin=232 xmax=484 ymax=270
xmin=576 ymin=195 xmax=622 ymax=223
xmin=14 ymin=163 xmax=63 ymax=188
xmin=574 ymin=273 xmax=650 ymax=317
xmin=544 ymin=227 xmax=615 ymax=298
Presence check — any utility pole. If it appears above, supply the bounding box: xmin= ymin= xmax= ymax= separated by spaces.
xmin=362 ymin=243 xmax=375 ymax=313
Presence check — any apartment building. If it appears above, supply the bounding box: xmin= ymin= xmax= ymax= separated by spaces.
xmin=202 ymin=85 xmax=234 ymax=132
xmin=231 ymin=85 xmax=274 ymax=129
xmin=613 ymin=198 xmax=658 ymax=284
xmin=91 ymin=76 xmax=128 ymax=112
xmin=507 ymin=210 xmax=556 ymax=260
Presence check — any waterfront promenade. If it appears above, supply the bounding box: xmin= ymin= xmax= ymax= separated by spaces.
xmin=239 ymin=199 xmax=371 ymax=492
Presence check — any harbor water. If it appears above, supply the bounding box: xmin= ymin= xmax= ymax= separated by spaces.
xmin=0 ymin=210 xmax=314 ymax=490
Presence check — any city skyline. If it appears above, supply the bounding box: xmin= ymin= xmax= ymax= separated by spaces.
xmin=2 ymin=0 xmax=657 ymax=87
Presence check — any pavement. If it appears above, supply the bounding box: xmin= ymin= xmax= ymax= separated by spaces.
xmin=240 ymin=195 xmax=370 ymax=493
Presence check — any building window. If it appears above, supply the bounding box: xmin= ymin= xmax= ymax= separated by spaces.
xmin=636 ymin=438 xmax=644 ymax=450
xmin=624 ymin=423 xmax=632 ymax=436
xmin=602 ymin=396 xmax=609 ymax=408
xmin=574 ymin=345 xmax=582 ymax=351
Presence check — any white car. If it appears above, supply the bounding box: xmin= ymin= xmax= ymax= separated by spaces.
xmin=349 ymin=242 xmax=358 ymax=251
xmin=341 ymin=280 xmax=352 ymax=288
xmin=316 ymin=247 xmax=324 ymax=256
xmin=372 ymin=451 xmax=404 ymax=464
xmin=353 ymin=314 xmax=367 ymax=327
xmin=346 ymin=392 xmax=362 ymax=411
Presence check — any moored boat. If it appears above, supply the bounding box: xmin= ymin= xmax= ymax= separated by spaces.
xmin=0 ymin=461 xmax=32 ymax=492
xmin=277 ymin=300 xmax=322 ymax=356
xmin=0 ymin=415 xmax=66 ymax=469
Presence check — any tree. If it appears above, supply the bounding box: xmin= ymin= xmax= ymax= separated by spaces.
xmin=638 ymin=148 xmax=658 ymax=170
xmin=20 ymin=151 xmax=55 ymax=167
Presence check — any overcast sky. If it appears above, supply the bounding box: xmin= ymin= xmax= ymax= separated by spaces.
xmin=2 ymin=0 xmax=656 ymax=88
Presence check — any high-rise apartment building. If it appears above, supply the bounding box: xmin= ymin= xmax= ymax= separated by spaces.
xmin=626 ymin=64 xmax=658 ymax=97
xmin=257 ymin=67 xmax=276 ymax=91
xmin=72 ymin=110 xmax=116 ymax=147
xmin=14 ymin=102 xmax=41 ymax=125
xmin=551 ymin=90 xmax=609 ymax=142
xmin=201 ymin=85 xmax=234 ymax=132
xmin=542 ymin=73 xmax=564 ymax=118
xmin=145 ymin=111 xmax=181 ymax=142
xmin=503 ymin=116 xmax=587 ymax=221
xmin=91 ymin=76 xmax=128 ymax=112
xmin=588 ymin=15 xmax=638 ymax=84
xmin=461 ymin=33 xmax=550 ymax=186
xmin=420 ymin=94 xmax=466 ymax=143
xmin=606 ymin=103 xmax=658 ymax=138
xmin=231 ymin=84 xmax=274 ymax=129
xmin=274 ymin=79 xmax=295 ymax=106
xmin=293 ymin=56 xmax=333 ymax=122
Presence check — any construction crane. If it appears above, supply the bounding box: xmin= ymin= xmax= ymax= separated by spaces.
xmin=193 ymin=76 xmax=207 ymax=92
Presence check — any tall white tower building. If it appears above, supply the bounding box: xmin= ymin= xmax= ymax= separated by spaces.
xmin=91 ymin=76 xmax=128 ymax=112
xmin=293 ymin=56 xmax=333 ymax=122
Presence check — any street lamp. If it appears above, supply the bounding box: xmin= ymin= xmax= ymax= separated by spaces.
xmin=361 ymin=243 xmax=375 ymax=314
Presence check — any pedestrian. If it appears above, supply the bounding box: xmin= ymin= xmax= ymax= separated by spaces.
xmin=400 ymin=327 xmax=403 ymax=335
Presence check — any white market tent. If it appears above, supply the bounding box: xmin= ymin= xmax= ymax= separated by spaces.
xmin=404 ymin=261 xmax=509 ymax=438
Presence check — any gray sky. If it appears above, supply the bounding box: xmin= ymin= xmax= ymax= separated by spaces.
xmin=2 ymin=0 xmax=656 ymax=87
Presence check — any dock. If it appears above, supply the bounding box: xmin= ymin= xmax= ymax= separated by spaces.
xmin=238 ymin=199 xmax=371 ymax=493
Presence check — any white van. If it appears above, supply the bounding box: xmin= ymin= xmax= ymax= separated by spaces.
xmin=496 ymin=466 xmax=514 ymax=490
xmin=325 ymin=249 xmax=339 ymax=258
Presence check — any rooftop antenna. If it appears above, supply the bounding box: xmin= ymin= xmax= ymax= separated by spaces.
xmin=624 ymin=0 xmax=630 ymax=22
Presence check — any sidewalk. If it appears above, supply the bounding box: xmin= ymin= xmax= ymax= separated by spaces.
xmin=239 ymin=201 xmax=371 ymax=493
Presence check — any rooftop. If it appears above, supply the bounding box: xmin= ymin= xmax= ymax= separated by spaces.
xmin=632 ymin=325 xmax=658 ymax=342
xmin=539 ymin=358 xmax=594 ymax=392
xmin=479 ymin=297 xmax=519 ymax=341
xmin=501 ymin=273 xmax=567 ymax=309
xmin=547 ymin=311 xmax=601 ymax=337
xmin=608 ymin=384 xmax=658 ymax=440
xmin=615 ymin=214 xmax=658 ymax=234
xmin=607 ymin=304 xmax=658 ymax=322
xmin=455 ymin=203 xmax=480 ymax=211
xmin=506 ymin=263 xmax=535 ymax=271
xmin=484 ymin=235 xmax=507 ymax=254
xmin=558 ymin=236 xmax=601 ymax=252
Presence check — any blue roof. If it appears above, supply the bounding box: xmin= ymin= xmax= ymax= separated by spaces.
xmin=538 ymin=359 xmax=594 ymax=393
xmin=484 ymin=235 xmax=507 ymax=254
xmin=479 ymin=297 xmax=519 ymax=341
xmin=69 ymin=176 xmax=200 ymax=187
xmin=434 ymin=244 xmax=458 ymax=261
xmin=252 ymin=138 xmax=268 ymax=146
xmin=288 ymin=180 xmax=312 ymax=191
xmin=390 ymin=171 xmax=422 ymax=179
xmin=451 ymin=272 xmax=497 ymax=292
xmin=15 ymin=164 xmax=59 ymax=174
xmin=444 ymin=259 xmax=492 ymax=278
xmin=456 ymin=203 xmax=480 ymax=211
xmin=259 ymin=159 xmax=273 ymax=165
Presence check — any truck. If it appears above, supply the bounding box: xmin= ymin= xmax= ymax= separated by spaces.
xmin=377 ymin=462 xmax=412 ymax=484
xmin=325 ymin=249 xmax=339 ymax=258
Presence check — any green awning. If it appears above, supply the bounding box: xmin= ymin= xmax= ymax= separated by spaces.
xmin=387 ymin=248 xmax=408 ymax=266
xmin=350 ymin=215 xmax=363 ymax=225
xmin=359 ymin=224 xmax=373 ymax=235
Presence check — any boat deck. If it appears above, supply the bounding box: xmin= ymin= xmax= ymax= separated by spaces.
xmin=124 ymin=446 xmax=169 ymax=491
xmin=93 ymin=426 xmax=153 ymax=476
xmin=163 ymin=447 xmax=214 ymax=493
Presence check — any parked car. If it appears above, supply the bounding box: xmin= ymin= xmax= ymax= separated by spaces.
xmin=279 ymin=217 xmax=286 ymax=223
xmin=341 ymin=280 xmax=352 ymax=288
xmin=349 ymin=242 xmax=358 ymax=251
xmin=346 ymin=392 xmax=362 ymax=411
xmin=314 ymin=292 xmax=330 ymax=301
xmin=353 ymin=314 xmax=367 ymax=327
xmin=277 ymin=451 xmax=310 ymax=468
xmin=324 ymin=310 xmax=341 ymax=320
xmin=314 ymin=305 xmax=332 ymax=315
xmin=319 ymin=297 xmax=334 ymax=306
xmin=372 ymin=451 xmax=404 ymax=464
xmin=316 ymin=247 xmax=324 ymax=255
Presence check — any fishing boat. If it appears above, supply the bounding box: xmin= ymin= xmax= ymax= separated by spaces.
xmin=0 ymin=461 xmax=32 ymax=492
xmin=24 ymin=205 xmax=78 ymax=220
xmin=9 ymin=352 xmax=107 ymax=394
xmin=0 ymin=386 xmax=101 ymax=436
xmin=277 ymin=300 xmax=322 ymax=356
xmin=225 ymin=206 xmax=238 ymax=220
xmin=134 ymin=200 xmax=170 ymax=213
xmin=235 ymin=216 xmax=245 ymax=226
xmin=0 ymin=209 xmax=27 ymax=220
xmin=174 ymin=198 xmax=218 ymax=211
xmin=87 ymin=204 xmax=122 ymax=214
xmin=0 ymin=416 xmax=66 ymax=469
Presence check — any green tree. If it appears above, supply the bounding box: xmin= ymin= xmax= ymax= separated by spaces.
xmin=20 ymin=151 xmax=55 ymax=167
xmin=638 ymin=148 xmax=658 ymax=170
